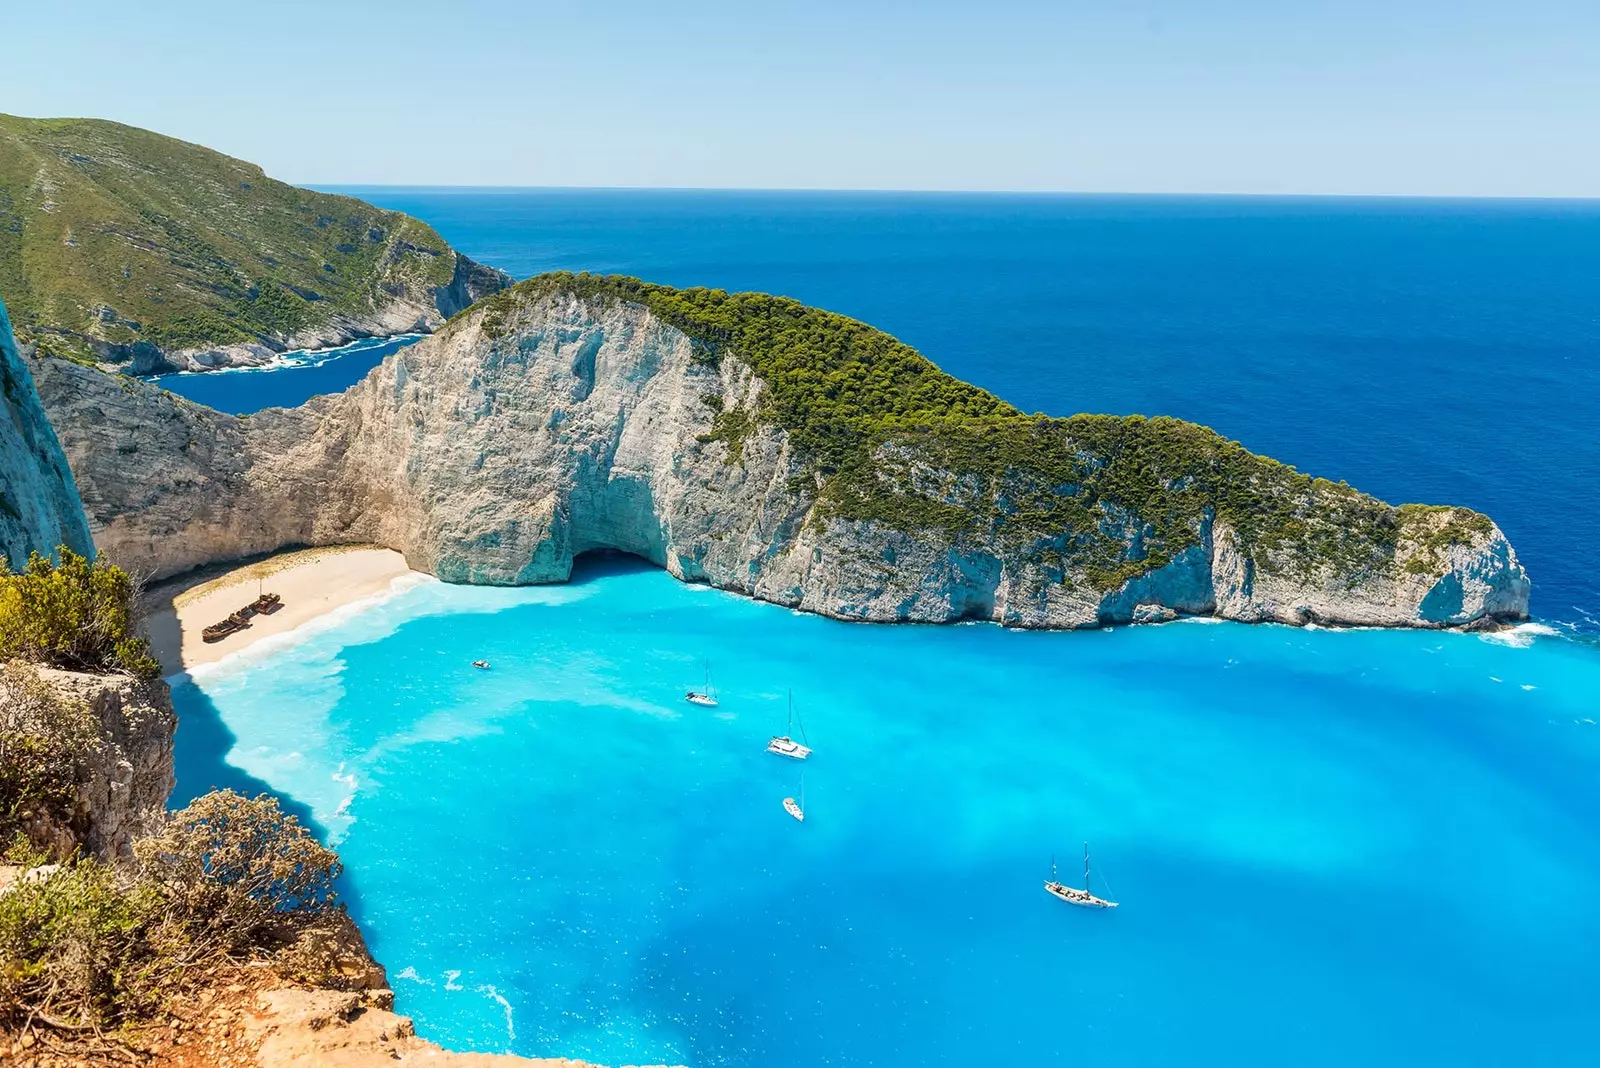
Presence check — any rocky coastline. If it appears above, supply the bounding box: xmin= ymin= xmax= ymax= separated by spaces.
xmin=114 ymin=251 xmax=510 ymax=376
xmin=32 ymin=278 xmax=1530 ymax=631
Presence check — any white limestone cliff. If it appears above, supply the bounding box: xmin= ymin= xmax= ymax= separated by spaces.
xmin=0 ymin=297 xmax=95 ymax=565
xmin=32 ymin=288 xmax=1530 ymax=630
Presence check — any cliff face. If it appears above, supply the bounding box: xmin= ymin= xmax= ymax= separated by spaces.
xmin=0 ymin=113 xmax=512 ymax=375
xmin=0 ymin=297 xmax=94 ymax=566
xmin=32 ymin=282 xmax=1531 ymax=629
xmin=28 ymin=668 xmax=175 ymax=860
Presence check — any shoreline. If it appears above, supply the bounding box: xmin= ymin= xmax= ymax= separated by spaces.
xmin=140 ymin=545 xmax=422 ymax=675
xmin=136 ymin=544 xmax=1563 ymax=680
xmin=142 ymin=331 xmax=427 ymax=380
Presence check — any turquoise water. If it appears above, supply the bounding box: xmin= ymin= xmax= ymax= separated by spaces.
xmin=170 ymin=559 xmax=1600 ymax=1066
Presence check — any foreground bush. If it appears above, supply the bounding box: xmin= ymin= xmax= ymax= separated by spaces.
xmin=0 ymin=790 xmax=343 ymax=1031
xmin=0 ymin=547 xmax=159 ymax=677
xmin=136 ymin=789 xmax=341 ymax=954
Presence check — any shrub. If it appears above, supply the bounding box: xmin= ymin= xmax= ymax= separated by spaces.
xmin=135 ymin=789 xmax=342 ymax=954
xmin=0 ymin=851 xmax=150 ymax=1029
xmin=0 ymin=791 xmax=344 ymax=1030
xmin=0 ymin=547 xmax=160 ymax=677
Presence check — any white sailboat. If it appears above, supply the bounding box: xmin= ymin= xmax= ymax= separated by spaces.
xmin=767 ymin=690 xmax=812 ymax=759
xmin=783 ymin=773 xmax=805 ymax=822
xmin=1045 ymin=842 xmax=1118 ymax=909
xmin=685 ymin=660 xmax=719 ymax=707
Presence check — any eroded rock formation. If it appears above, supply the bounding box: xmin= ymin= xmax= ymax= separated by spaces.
xmin=32 ymin=282 xmax=1531 ymax=629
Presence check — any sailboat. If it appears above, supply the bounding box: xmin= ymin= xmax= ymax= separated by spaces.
xmin=685 ymin=660 xmax=719 ymax=707
xmin=767 ymin=690 xmax=812 ymax=759
xmin=783 ymin=772 xmax=805 ymax=822
xmin=1045 ymin=842 xmax=1118 ymax=909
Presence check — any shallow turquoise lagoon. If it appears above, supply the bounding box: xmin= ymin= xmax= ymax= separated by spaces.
xmin=170 ymin=560 xmax=1600 ymax=1066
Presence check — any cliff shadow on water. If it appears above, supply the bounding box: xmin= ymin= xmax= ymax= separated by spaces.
xmin=167 ymin=672 xmax=379 ymax=931
xmin=168 ymin=674 xmax=320 ymax=827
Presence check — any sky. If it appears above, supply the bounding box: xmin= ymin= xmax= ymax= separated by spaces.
xmin=3 ymin=1 xmax=1596 ymax=196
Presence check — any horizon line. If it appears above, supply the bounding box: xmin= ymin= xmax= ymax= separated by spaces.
xmin=302 ymin=183 xmax=1600 ymax=203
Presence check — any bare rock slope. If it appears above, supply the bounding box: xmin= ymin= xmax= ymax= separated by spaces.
xmin=34 ymin=275 xmax=1530 ymax=629
xmin=0 ymin=296 xmax=93 ymax=564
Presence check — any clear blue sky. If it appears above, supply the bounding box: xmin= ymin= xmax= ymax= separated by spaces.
xmin=4 ymin=1 xmax=1596 ymax=195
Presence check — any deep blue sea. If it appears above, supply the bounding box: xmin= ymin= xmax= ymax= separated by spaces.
xmin=147 ymin=333 xmax=422 ymax=412
xmin=171 ymin=561 xmax=1600 ymax=1066
xmin=162 ymin=191 xmax=1600 ymax=631
xmin=156 ymin=192 xmax=1600 ymax=1065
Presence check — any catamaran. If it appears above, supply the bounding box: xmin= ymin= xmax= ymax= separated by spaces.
xmin=1045 ymin=843 xmax=1118 ymax=909
xmin=783 ymin=773 xmax=805 ymax=822
xmin=767 ymin=690 xmax=812 ymax=759
xmin=685 ymin=660 xmax=719 ymax=707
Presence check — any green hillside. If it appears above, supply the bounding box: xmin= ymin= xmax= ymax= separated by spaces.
xmin=0 ymin=114 xmax=504 ymax=367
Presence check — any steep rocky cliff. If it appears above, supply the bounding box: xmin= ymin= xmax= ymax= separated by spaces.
xmin=0 ymin=114 xmax=512 ymax=374
xmin=0 ymin=296 xmax=93 ymax=566
xmin=33 ymin=275 xmax=1530 ymax=629
xmin=22 ymin=667 xmax=175 ymax=859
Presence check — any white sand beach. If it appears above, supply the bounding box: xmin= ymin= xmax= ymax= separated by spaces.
xmin=141 ymin=545 xmax=418 ymax=674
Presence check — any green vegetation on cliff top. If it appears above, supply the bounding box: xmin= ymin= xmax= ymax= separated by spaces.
xmin=466 ymin=273 xmax=1494 ymax=590
xmin=0 ymin=114 xmax=468 ymax=364
xmin=0 ymin=547 xmax=158 ymax=677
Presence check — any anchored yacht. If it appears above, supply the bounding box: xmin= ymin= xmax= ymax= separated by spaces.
xmin=685 ymin=660 xmax=719 ymax=707
xmin=1045 ymin=843 xmax=1118 ymax=909
xmin=767 ymin=690 xmax=812 ymax=759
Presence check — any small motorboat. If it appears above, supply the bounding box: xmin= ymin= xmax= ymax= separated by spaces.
xmin=1044 ymin=843 xmax=1118 ymax=910
xmin=472 ymin=660 xmax=491 ymax=669
xmin=766 ymin=690 xmax=812 ymax=760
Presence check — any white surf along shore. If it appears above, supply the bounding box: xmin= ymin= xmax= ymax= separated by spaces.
xmin=138 ymin=543 xmax=1567 ymax=681
xmin=140 ymin=545 xmax=430 ymax=677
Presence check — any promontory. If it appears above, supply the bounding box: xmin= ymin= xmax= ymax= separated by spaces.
xmin=0 ymin=114 xmax=510 ymax=374
xmin=30 ymin=273 xmax=1531 ymax=630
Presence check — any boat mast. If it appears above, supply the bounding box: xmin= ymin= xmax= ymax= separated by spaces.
xmin=1083 ymin=842 xmax=1091 ymax=892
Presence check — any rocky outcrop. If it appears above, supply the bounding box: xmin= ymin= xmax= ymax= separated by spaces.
xmin=50 ymin=669 xmax=174 ymax=859
xmin=122 ymin=248 xmax=512 ymax=376
xmin=243 ymin=989 xmax=671 ymax=1068
xmin=435 ymin=253 xmax=516 ymax=321
xmin=16 ymin=668 xmax=175 ymax=860
xmin=32 ymin=284 xmax=1531 ymax=630
xmin=0 ymin=297 xmax=94 ymax=565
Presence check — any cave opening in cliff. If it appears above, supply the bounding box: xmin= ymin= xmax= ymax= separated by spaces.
xmin=569 ymin=547 xmax=662 ymax=585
